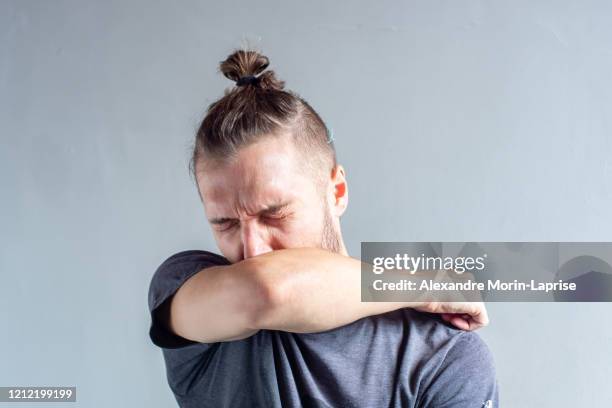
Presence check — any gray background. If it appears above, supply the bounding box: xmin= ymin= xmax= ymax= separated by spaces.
xmin=1 ymin=0 xmax=611 ymax=407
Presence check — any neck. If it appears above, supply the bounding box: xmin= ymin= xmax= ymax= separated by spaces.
xmin=337 ymin=235 xmax=349 ymax=257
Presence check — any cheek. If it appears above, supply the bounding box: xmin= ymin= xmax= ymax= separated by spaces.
xmin=214 ymin=230 xmax=242 ymax=262
xmin=280 ymin=214 xmax=325 ymax=246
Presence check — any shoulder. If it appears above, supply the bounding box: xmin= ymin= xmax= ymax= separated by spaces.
xmin=383 ymin=308 xmax=469 ymax=348
xmin=149 ymin=249 xmax=228 ymax=294
xmin=147 ymin=249 xmax=230 ymax=347
xmin=149 ymin=249 xmax=229 ymax=289
xmin=148 ymin=249 xmax=229 ymax=304
xmin=399 ymin=310 xmax=498 ymax=407
xmin=398 ymin=309 xmax=495 ymax=369
xmin=154 ymin=249 xmax=230 ymax=272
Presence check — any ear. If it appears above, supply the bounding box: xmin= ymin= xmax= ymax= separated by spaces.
xmin=329 ymin=164 xmax=348 ymax=217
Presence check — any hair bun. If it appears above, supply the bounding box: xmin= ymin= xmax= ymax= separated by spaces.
xmin=219 ymin=49 xmax=285 ymax=90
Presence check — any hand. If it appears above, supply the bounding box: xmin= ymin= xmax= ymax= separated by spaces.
xmin=413 ymin=301 xmax=489 ymax=331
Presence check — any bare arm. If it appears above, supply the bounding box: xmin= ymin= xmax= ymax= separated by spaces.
xmin=165 ymin=247 xmax=488 ymax=343
xmin=249 ymin=248 xmax=488 ymax=332
xmin=166 ymin=260 xmax=270 ymax=343
xmin=246 ymin=248 xmax=434 ymax=333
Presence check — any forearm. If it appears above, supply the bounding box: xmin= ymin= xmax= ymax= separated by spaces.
xmin=249 ymin=248 xmax=425 ymax=333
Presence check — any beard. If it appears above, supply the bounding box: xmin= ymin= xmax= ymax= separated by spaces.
xmin=321 ymin=199 xmax=342 ymax=253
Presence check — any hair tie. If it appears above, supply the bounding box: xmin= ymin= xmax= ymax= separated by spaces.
xmin=236 ymin=75 xmax=260 ymax=87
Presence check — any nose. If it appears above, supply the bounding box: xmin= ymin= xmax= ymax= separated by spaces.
xmin=241 ymin=221 xmax=273 ymax=259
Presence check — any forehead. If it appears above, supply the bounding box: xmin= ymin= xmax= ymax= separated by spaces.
xmin=197 ymin=136 xmax=318 ymax=215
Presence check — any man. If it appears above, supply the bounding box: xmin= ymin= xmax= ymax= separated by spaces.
xmin=148 ymin=49 xmax=498 ymax=407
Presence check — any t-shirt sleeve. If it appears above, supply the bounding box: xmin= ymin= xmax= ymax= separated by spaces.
xmin=417 ymin=331 xmax=499 ymax=408
xmin=147 ymin=249 xmax=230 ymax=349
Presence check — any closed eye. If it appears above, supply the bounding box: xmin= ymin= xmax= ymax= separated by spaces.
xmin=262 ymin=212 xmax=287 ymax=220
xmin=261 ymin=208 xmax=292 ymax=223
xmin=260 ymin=203 xmax=291 ymax=220
xmin=212 ymin=219 xmax=239 ymax=232
xmin=209 ymin=203 xmax=293 ymax=231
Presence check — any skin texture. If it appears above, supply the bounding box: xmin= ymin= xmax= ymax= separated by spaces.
xmin=166 ymin=134 xmax=488 ymax=344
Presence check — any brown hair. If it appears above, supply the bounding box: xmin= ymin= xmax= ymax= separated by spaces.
xmin=190 ymin=49 xmax=336 ymax=187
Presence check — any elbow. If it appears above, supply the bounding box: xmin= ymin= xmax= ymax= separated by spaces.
xmin=240 ymin=256 xmax=290 ymax=331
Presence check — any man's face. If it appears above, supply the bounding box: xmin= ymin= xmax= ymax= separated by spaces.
xmin=196 ymin=135 xmax=346 ymax=263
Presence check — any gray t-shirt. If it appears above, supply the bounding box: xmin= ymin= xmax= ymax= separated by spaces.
xmin=148 ymin=250 xmax=499 ymax=408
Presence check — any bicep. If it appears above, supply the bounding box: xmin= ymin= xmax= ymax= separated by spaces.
xmin=169 ymin=263 xmax=264 ymax=343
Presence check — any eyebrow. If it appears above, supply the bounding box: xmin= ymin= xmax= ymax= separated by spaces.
xmin=209 ymin=202 xmax=291 ymax=225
